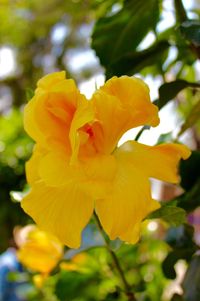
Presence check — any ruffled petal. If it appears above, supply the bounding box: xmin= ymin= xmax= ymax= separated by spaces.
xmin=91 ymin=76 xmax=159 ymax=153
xmin=24 ymin=72 xmax=84 ymax=152
xmin=69 ymin=96 xmax=95 ymax=163
xmin=116 ymin=141 xmax=191 ymax=183
xmin=36 ymin=71 xmax=66 ymax=91
xmin=95 ymin=155 xmax=160 ymax=244
xmin=21 ymin=181 xmax=94 ymax=249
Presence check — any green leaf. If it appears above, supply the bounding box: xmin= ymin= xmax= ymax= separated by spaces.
xmin=179 ymin=151 xmax=200 ymax=191
xmin=178 ymin=99 xmax=200 ymax=137
xmin=157 ymin=132 xmax=173 ymax=144
xmin=162 ymin=253 xmax=176 ymax=279
xmin=180 ymin=20 xmax=200 ymax=47
xmin=177 ymin=180 xmax=200 ymax=213
xmin=163 ymin=248 xmax=195 ymax=280
xmin=155 ymin=80 xmax=200 ymax=110
xmin=25 ymin=88 xmax=34 ymax=101
xmin=163 ymin=224 xmax=197 ymax=280
xmin=149 ymin=205 xmax=186 ymax=226
xmin=106 ymin=40 xmax=169 ymax=78
xmin=165 ymin=224 xmax=195 ymax=249
xmin=55 ymin=271 xmax=99 ymax=301
xmin=91 ymin=0 xmax=160 ymax=68
xmin=183 ymin=255 xmax=200 ymax=301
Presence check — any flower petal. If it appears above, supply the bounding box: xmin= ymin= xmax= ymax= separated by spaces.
xmin=36 ymin=71 xmax=66 ymax=91
xmin=117 ymin=141 xmax=191 ymax=183
xmin=38 ymin=151 xmax=116 ymax=199
xmin=95 ymin=156 xmax=160 ymax=244
xmin=25 ymin=145 xmax=46 ymax=185
xmin=24 ymin=72 xmax=83 ymax=152
xmin=38 ymin=152 xmax=85 ymax=186
xmin=91 ymin=76 xmax=159 ymax=153
xmin=69 ymin=96 xmax=95 ymax=163
xmin=21 ymin=182 xmax=94 ymax=248
xmin=17 ymin=226 xmax=63 ymax=274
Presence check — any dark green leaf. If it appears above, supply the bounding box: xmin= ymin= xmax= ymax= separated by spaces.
xmin=162 ymin=250 xmax=182 ymax=279
xmin=179 ymin=151 xmax=200 ymax=191
xmin=178 ymin=99 xmax=200 ymax=137
xmin=163 ymin=225 xmax=197 ymax=280
xmin=163 ymin=248 xmax=195 ymax=279
xmin=183 ymin=255 xmax=200 ymax=301
xmin=55 ymin=271 xmax=99 ymax=301
xmin=92 ymin=0 xmax=160 ymax=68
xmin=149 ymin=205 xmax=186 ymax=226
xmin=165 ymin=224 xmax=195 ymax=249
xmin=104 ymin=291 xmax=121 ymax=301
xmin=106 ymin=40 xmax=169 ymax=78
xmin=155 ymin=80 xmax=200 ymax=110
xmin=171 ymin=294 xmax=184 ymax=301
xmin=180 ymin=20 xmax=200 ymax=47
xmin=177 ymin=180 xmax=200 ymax=212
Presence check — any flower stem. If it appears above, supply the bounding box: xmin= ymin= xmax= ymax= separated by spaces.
xmin=135 ymin=125 xmax=150 ymax=141
xmin=94 ymin=212 xmax=136 ymax=301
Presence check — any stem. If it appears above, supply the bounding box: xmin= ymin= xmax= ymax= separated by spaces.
xmin=174 ymin=0 xmax=187 ymax=23
xmin=94 ymin=212 xmax=136 ymax=301
xmin=134 ymin=125 xmax=150 ymax=141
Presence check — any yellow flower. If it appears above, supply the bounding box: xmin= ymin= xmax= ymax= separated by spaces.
xmin=17 ymin=225 xmax=63 ymax=274
xmin=21 ymin=72 xmax=191 ymax=248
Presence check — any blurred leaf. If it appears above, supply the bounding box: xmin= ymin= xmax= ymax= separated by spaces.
xmin=103 ymin=291 xmax=120 ymax=300
xmin=165 ymin=224 xmax=195 ymax=249
xmin=55 ymin=271 xmax=100 ymax=301
xmin=155 ymin=80 xmax=200 ymax=110
xmin=91 ymin=0 xmax=119 ymax=18
xmin=171 ymin=294 xmax=184 ymax=301
xmin=163 ymin=248 xmax=196 ymax=279
xmin=183 ymin=255 xmax=200 ymax=301
xmin=163 ymin=250 xmax=186 ymax=279
xmin=177 ymin=180 xmax=200 ymax=213
xmin=92 ymin=0 xmax=160 ymax=69
xmin=0 ymin=110 xmax=32 ymax=251
xmin=180 ymin=20 xmax=200 ymax=47
xmin=179 ymin=151 xmax=200 ymax=191
xmin=26 ymin=88 xmax=34 ymax=101
xmin=149 ymin=205 xmax=186 ymax=226
xmin=157 ymin=132 xmax=173 ymax=144
xmin=178 ymin=98 xmax=200 ymax=137
xmin=106 ymin=40 xmax=169 ymax=77
xmin=163 ymin=224 xmax=197 ymax=280
xmin=7 ymin=271 xmax=29 ymax=282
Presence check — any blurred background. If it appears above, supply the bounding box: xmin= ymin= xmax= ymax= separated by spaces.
xmin=0 ymin=0 xmax=200 ymax=300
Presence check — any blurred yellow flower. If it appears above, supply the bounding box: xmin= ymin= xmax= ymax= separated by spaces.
xmin=21 ymin=72 xmax=191 ymax=248
xmin=17 ymin=225 xmax=63 ymax=274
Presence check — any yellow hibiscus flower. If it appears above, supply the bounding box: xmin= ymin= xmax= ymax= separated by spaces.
xmin=21 ymin=71 xmax=191 ymax=248
xmin=17 ymin=225 xmax=63 ymax=274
